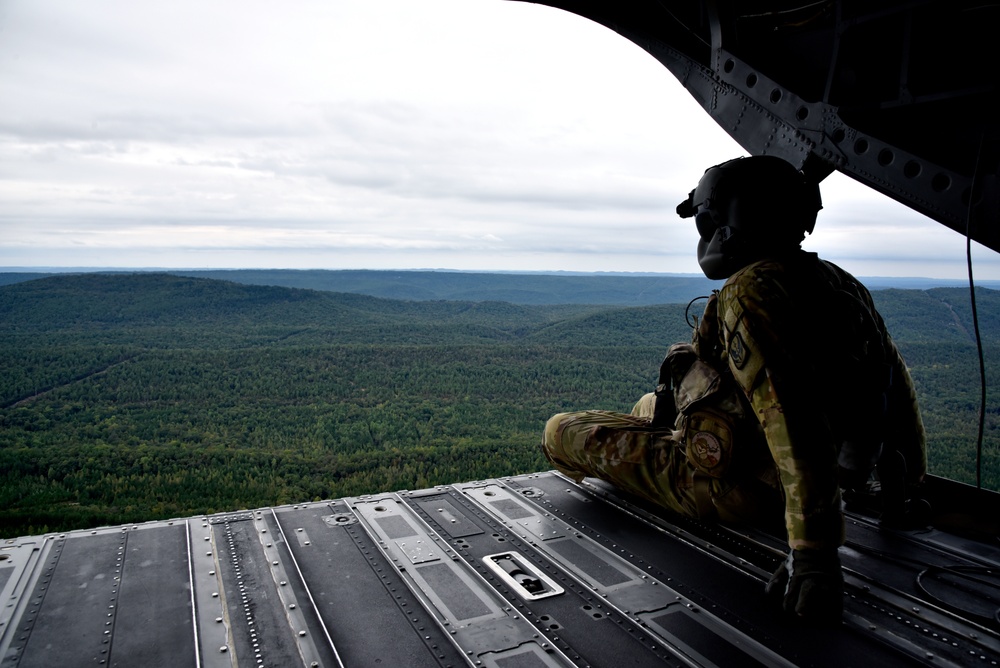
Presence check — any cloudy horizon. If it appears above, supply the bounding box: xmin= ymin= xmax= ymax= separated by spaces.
xmin=2 ymin=0 xmax=998 ymax=280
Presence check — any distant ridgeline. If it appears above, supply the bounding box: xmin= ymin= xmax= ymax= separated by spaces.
xmin=4 ymin=268 xmax=1000 ymax=305
xmin=0 ymin=272 xmax=997 ymax=537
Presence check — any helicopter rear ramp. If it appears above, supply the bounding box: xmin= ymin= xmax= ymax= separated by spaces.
xmin=2 ymin=470 xmax=998 ymax=667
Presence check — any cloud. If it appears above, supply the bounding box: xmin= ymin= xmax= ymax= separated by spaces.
xmin=0 ymin=0 xmax=993 ymax=277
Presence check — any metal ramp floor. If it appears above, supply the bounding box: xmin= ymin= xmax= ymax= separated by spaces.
xmin=1 ymin=470 xmax=998 ymax=667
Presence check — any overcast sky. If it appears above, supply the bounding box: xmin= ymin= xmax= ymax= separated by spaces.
xmin=1 ymin=0 xmax=997 ymax=278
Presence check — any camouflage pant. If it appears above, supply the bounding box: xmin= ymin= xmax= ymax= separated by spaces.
xmin=542 ymin=393 xmax=783 ymax=525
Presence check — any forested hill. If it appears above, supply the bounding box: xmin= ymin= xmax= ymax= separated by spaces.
xmin=0 ymin=273 xmax=695 ymax=348
xmin=0 ymin=270 xmax=722 ymax=306
xmin=1 ymin=273 xmax=998 ymax=537
xmin=175 ymin=269 xmax=723 ymax=305
xmin=5 ymin=268 xmax=999 ymax=306
xmin=2 ymin=272 xmax=998 ymax=345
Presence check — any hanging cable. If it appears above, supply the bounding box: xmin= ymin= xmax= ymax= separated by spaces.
xmin=685 ymin=295 xmax=710 ymax=328
xmin=654 ymin=1 xmax=712 ymax=49
xmin=966 ymin=136 xmax=988 ymax=489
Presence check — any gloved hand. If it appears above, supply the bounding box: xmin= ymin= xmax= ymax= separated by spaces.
xmin=765 ymin=548 xmax=844 ymax=624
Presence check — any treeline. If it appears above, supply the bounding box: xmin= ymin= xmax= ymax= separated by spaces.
xmin=1 ymin=273 xmax=998 ymax=537
xmin=1 ymin=269 xmax=727 ymax=306
xmin=7 ymin=269 xmax=997 ymax=305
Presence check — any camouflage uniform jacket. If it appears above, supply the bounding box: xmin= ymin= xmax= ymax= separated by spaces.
xmin=706 ymin=250 xmax=926 ymax=551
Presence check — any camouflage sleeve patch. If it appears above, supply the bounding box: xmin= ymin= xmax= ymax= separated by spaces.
xmin=721 ymin=299 xmax=765 ymax=396
xmin=728 ymin=331 xmax=750 ymax=370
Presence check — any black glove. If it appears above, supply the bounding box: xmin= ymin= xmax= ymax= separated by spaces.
xmin=766 ymin=548 xmax=844 ymax=624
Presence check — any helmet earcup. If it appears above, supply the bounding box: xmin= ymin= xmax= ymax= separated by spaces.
xmin=697 ymin=226 xmax=740 ymax=280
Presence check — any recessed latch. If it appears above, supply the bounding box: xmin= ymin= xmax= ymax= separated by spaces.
xmin=483 ymin=552 xmax=564 ymax=600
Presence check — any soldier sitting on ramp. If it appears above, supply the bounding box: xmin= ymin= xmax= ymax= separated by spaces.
xmin=541 ymin=156 xmax=928 ymax=625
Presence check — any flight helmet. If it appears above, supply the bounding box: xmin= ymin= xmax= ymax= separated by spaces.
xmin=676 ymin=156 xmax=822 ymax=279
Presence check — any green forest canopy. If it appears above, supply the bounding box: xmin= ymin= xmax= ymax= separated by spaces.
xmin=1 ymin=272 xmax=997 ymax=537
